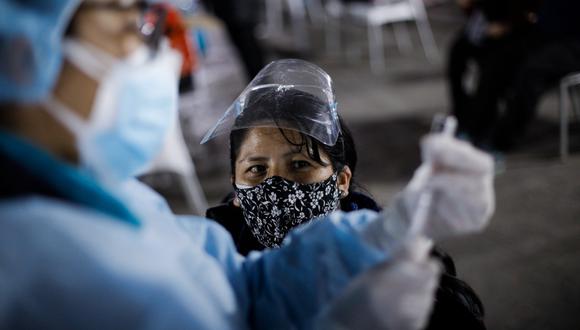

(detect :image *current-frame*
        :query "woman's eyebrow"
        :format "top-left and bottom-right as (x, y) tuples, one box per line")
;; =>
(240, 156), (269, 163)
(284, 147), (314, 158)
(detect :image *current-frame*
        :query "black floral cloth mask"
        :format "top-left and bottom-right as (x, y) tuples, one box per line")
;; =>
(234, 173), (342, 248)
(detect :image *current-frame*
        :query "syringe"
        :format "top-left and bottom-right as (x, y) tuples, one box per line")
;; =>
(407, 114), (457, 238)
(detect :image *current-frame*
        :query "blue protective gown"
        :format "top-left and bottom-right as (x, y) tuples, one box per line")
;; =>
(0, 130), (390, 329)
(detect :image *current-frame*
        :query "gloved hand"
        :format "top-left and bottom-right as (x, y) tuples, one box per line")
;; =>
(401, 133), (495, 240)
(314, 237), (440, 330)
(361, 132), (494, 253)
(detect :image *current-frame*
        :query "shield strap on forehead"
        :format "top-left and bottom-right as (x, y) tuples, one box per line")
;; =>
(235, 87), (339, 146)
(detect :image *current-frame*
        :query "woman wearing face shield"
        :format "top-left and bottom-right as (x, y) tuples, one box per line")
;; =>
(203, 59), (487, 329)
(205, 88), (371, 253)
(0, 1), (494, 329)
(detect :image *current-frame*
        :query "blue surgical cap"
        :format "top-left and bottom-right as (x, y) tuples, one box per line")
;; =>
(0, 0), (81, 104)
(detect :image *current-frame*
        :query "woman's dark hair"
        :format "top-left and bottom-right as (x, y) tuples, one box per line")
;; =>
(427, 273), (486, 329)
(229, 88), (358, 192)
(426, 248), (486, 329)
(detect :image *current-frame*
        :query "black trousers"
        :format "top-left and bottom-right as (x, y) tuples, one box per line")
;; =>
(446, 32), (520, 136)
(462, 32), (537, 146)
(447, 33), (480, 133)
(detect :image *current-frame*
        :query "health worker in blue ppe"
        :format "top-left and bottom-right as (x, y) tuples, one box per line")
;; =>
(0, 1), (495, 330)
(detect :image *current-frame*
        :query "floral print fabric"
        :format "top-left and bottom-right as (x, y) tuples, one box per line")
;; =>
(234, 173), (341, 248)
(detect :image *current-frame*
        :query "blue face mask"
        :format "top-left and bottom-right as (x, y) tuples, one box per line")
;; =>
(44, 39), (182, 184)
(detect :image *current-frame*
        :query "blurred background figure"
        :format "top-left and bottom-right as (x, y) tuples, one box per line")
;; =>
(451, 0), (580, 153)
(446, 0), (540, 140)
(491, 0), (580, 151)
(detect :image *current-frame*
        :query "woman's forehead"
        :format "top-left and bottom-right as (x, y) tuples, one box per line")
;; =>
(247, 127), (301, 141)
(239, 127), (302, 153)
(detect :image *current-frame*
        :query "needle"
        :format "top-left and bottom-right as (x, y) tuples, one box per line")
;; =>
(407, 114), (457, 238)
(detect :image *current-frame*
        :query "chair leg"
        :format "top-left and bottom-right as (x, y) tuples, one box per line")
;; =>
(411, 0), (438, 62)
(325, 16), (341, 57)
(288, 0), (309, 51)
(368, 23), (385, 74)
(265, 0), (284, 37)
(560, 83), (570, 162)
(393, 22), (413, 54)
(570, 88), (580, 122)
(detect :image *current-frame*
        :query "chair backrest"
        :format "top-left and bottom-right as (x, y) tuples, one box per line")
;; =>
(558, 71), (580, 161)
(263, 0), (310, 51)
(345, 0), (428, 25)
(561, 72), (580, 89)
(562, 71), (580, 117)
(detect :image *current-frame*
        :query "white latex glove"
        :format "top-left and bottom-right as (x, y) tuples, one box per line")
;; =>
(402, 133), (495, 240)
(361, 132), (494, 253)
(314, 237), (440, 330)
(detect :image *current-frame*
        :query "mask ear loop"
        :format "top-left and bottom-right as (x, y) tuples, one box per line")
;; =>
(336, 134), (350, 203)
(42, 96), (87, 138)
(62, 39), (118, 81)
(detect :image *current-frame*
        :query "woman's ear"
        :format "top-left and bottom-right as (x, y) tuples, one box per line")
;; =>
(337, 165), (352, 198)
(231, 175), (241, 207)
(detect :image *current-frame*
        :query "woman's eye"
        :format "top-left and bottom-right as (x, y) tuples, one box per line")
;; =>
(292, 160), (311, 170)
(247, 165), (266, 175)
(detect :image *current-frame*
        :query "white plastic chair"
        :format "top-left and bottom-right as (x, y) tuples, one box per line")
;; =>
(559, 71), (580, 161)
(325, 0), (438, 73)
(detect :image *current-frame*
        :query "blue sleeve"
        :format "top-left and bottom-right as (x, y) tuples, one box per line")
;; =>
(182, 209), (391, 330)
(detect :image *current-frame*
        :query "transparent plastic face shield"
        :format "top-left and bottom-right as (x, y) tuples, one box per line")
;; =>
(200, 59), (341, 146)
